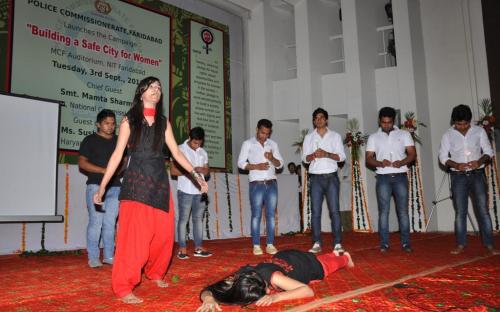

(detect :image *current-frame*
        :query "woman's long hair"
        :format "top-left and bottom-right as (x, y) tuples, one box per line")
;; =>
(205, 266), (267, 306)
(127, 76), (164, 151)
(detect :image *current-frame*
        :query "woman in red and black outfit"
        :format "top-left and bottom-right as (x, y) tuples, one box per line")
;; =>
(197, 249), (354, 311)
(95, 77), (208, 304)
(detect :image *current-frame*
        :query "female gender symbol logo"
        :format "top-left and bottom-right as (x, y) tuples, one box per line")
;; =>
(200, 28), (213, 54)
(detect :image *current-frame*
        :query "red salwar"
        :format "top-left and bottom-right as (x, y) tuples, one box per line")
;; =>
(317, 253), (349, 277)
(112, 199), (175, 298)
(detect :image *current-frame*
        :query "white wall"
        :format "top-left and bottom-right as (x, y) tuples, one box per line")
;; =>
(263, 1), (296, 82)
(273, 78), (299, 121)
(271, 78), (301, 165)
(375, 67), (399, 111)
(308, 0), (341, 76)
(272, 120), (302, 166)
(322, 73), (347, 115)
(401, 0), (435, 230)
(247, 3), (271, 134)
(466, 0), (490, 105)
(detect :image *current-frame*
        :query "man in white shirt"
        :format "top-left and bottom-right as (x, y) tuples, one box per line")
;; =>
(302, 108), (346, 254)
(439, 104), (497, 255)
(171, 127), (211, 259)
(366, 107), (416, 253)
(238, 119), (284, 255)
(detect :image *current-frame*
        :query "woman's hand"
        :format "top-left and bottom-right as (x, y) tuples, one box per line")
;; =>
(255, 294), (277, 306)
(93, 187), (105, 205)
(196, 298), (221, 312)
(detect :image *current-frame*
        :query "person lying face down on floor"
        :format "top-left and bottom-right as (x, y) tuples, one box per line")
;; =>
(196, 249), (354, 311)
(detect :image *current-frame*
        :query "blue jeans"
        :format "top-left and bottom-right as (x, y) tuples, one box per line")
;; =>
(376, 174), (410, 248)
(249, 180), (278, 245)
(85, 184), (120, 261)
(450, 170), (494, 247)
(310, 173), (342, 245)
(177, 191), (204, 248)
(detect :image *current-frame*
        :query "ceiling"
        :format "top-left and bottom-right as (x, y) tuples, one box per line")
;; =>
(199, 0), (341, 17)
(198, 0), (260, 17)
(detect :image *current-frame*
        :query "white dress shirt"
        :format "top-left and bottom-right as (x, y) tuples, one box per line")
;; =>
(237, 137), (284, 182)
(366, 126), (414, 174)
(439, 125), (493, 170)
(177, 140), (208, 194)
(302, 128), (346, 174)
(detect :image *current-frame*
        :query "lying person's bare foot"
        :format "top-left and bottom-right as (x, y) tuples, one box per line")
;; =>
(153, 279), (169, 288)
(120, 293), (143, 304)
(334, 250), (355, 268)
(344, 251), (355, 268)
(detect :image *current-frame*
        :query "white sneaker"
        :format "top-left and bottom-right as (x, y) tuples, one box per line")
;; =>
(309, 242), (322, 253)
(334, 243), (345, 253)
(266, 244), (278, 255)
(253, 245), (263, 255)
(88, 259), (103, 268)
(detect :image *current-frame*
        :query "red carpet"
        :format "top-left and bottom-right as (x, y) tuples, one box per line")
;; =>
(318, 256), (499, 311)
(0, 232), (498, 311)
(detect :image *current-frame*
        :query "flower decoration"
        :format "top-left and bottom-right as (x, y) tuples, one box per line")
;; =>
(292, 129), (310, 154)
(477, 98), (495, 140)
(344, 119), (368, 161)
(344, 118), (372, 232)
(400, 112), (426, 145)
(224, 173), (233, 232)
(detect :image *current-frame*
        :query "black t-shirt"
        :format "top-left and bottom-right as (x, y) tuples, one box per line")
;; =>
(79, 133), (121, 186)
(254, 249), (324, 285)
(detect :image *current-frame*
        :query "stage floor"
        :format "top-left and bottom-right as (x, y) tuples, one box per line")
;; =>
(0, 232), (498, 311)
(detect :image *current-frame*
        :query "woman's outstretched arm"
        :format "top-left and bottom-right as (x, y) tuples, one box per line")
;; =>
(255, 273), (314, 306)
(196, 290), (221, 312)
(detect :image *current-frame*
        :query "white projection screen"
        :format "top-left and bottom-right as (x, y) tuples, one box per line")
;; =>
(0, 93), (62, 222)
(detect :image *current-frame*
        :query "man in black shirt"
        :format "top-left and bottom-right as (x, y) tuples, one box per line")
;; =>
(79, 109), (121, 268)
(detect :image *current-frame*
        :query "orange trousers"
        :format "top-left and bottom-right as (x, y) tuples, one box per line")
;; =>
(112, 199), (174, 298)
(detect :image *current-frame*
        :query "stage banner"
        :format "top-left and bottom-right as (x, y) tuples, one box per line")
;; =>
(10, 0), (170, 150)
(189, 21), (226, 169)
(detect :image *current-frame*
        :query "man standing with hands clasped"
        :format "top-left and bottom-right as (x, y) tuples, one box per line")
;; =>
(302, 108), (346, 254)
(366, 107), (415, 253)
(439, 104), (498, 255)
(238, 119), (284, 255)
(170, 127), (212, 259)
